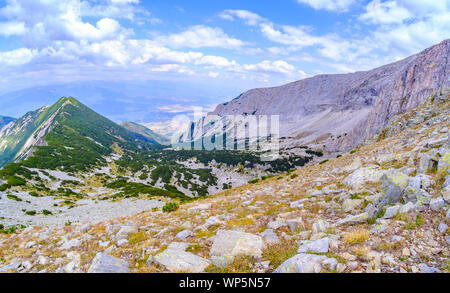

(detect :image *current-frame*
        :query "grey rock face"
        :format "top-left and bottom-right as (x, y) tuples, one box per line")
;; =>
(182, 40), (450, 153)
(88, 253), (131, 273)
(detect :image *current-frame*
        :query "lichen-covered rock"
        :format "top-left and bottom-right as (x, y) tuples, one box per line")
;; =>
(342, 199), (364, 213)
(344, 167), (385, 190)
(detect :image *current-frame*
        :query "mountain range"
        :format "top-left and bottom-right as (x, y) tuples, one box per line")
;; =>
(179, 39), (450, 155)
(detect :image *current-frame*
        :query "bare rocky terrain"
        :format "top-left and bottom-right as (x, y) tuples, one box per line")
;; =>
(0, 88), (448, 273)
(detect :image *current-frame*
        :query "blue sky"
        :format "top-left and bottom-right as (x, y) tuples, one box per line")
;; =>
(0, 0), (449, 131)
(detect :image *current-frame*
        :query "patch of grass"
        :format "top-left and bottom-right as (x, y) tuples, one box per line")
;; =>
(226, 217), (254, 227)
(206, 255), (256, 273)
(248, 179), (259, 184)
(25, 210), (36, 216)
(404, 214), (425, 230)
(128, 231), (148, 244)
(290, 174), (298, 179)
(343, 229), (370, 245)
(262, 240), (298, 270)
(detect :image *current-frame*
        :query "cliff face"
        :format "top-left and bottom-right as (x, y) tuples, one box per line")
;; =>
(210, 39), (450, 153)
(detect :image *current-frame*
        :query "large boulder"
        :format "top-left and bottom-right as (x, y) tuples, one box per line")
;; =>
(88, 253), (131, 273)
(150, 249), (210, 273)
(344, 167), (385, 190)
(210, 230), (263, 258)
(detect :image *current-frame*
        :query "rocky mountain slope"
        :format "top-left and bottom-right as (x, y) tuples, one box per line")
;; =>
(179, 39), (450, 156)
(0, 88), (448, 273)
(121, 121), (170, 146)
(0, 116), (15, 130)
(0, 97), (157, 169)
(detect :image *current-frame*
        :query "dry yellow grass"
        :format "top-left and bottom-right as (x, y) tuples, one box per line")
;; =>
(343, 229), (370, 245)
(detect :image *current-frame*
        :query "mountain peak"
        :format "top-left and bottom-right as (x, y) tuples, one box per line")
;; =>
(0, 96), (158, 169)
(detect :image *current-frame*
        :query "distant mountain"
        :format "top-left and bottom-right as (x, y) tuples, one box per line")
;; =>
(0, 116), (15, 129)
(179, 39), (450, 154)
(121, 121), (171, 145)
(0, 97), (158, 169)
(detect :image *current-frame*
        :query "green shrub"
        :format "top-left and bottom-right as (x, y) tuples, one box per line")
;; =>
(29, 191), (39, 197)
(6, 176), (26, 186)
(7, 194), (22, 201)
(0, 184), (10, 191)
(162, 202), (179, 213)
(248, 179), (259, 184)
(42, 210), (52, 216)
(290, 173), (298, 179)
(319, 159), (329, 165)
(25, 210), (36, 216)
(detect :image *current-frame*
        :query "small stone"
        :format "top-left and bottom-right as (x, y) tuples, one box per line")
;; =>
(312, 219), (329, 234)
(115, 225), (138, 240)
(297, 237), (329, 254)
(290, 200), (305, 208)
(38, 256), (48, 265)
(267, 219), (287, 230)
(399, 202), (415, 214)
(176, 230), (194, 240)
(60, 239), (81, 250)
(430, 197), (444, 211)
(188, 203), (211, 212)
(341, 252), (357, 261)
(402, 248), (411, 256)
(274, 253), (330, 273)
(418, 263), (440, 273)
(437, 222), (448, 233)
(25, 241), (36, 248)
(383, 205), (400, 219)
(117, 239), (128, 247)
(261, 229), (280, 246)
(286, 218), (305, 232)
(167, 242), (190, 251)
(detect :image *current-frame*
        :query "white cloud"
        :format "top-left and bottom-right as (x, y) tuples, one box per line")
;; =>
(0, 48), (37, 65)
(359, 0), (413, 24)
(155, 25), (244, 49)
(297, 0), (356, 12)
(219, 10), (266, 26)
(243, 60), (295, 75)
(0, 21), (26, 36)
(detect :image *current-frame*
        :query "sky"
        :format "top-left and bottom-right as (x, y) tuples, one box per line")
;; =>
(0, 0), (449, 131)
